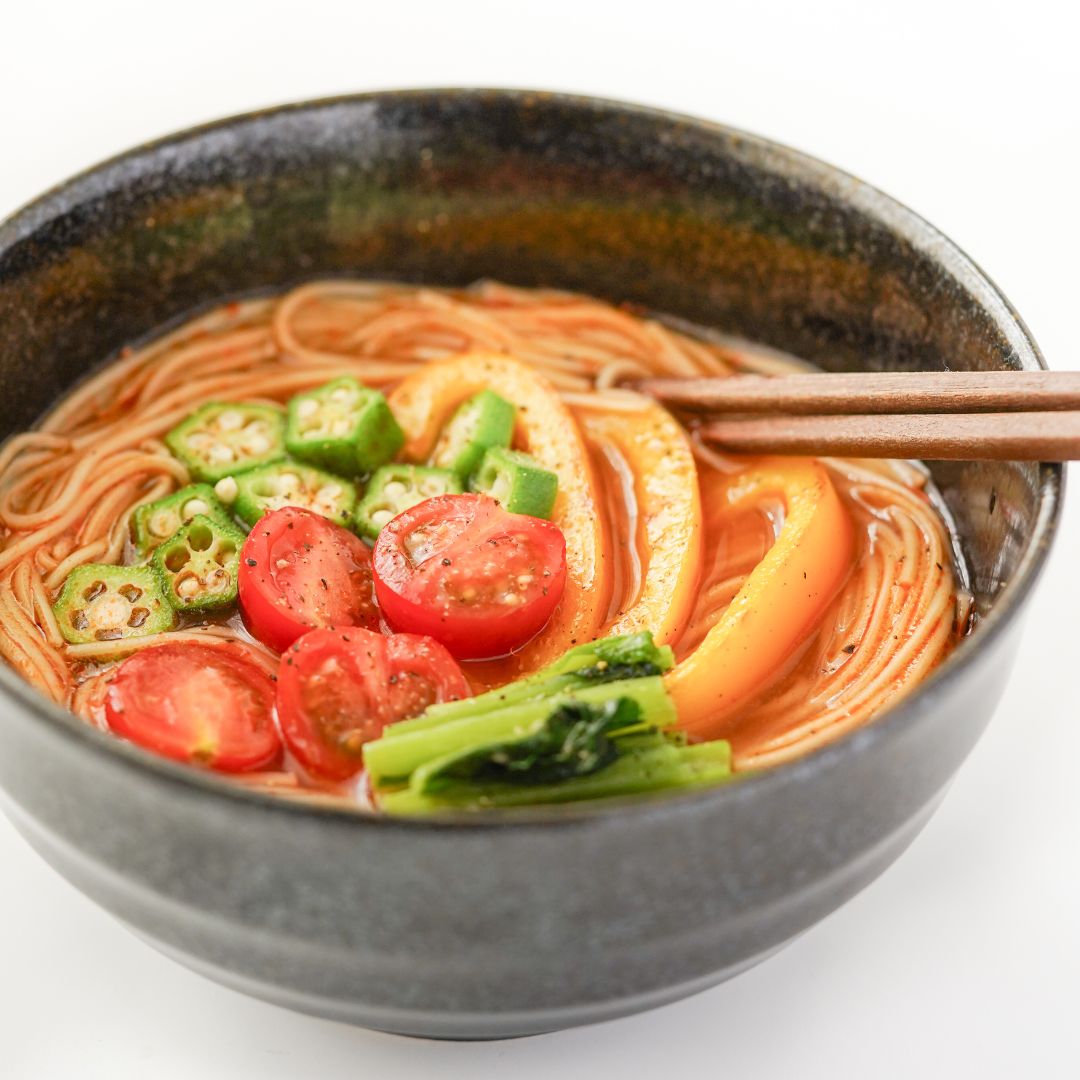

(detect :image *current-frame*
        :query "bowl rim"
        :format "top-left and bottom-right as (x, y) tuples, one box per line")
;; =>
(0, 86), (1063, 832)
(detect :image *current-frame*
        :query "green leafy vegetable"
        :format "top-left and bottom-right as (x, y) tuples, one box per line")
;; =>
(363, 675), (674, 788)
(382, 631), (674, 738)
(379, 739), (733, 814)
(422, 697), (643, 791)
(363, 631), (732, 814)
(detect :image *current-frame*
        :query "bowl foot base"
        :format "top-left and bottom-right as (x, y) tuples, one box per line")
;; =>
(141, 932), (791, 1041)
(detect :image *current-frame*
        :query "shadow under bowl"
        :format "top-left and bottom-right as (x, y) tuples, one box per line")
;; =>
(0, 89), (1061, 1039)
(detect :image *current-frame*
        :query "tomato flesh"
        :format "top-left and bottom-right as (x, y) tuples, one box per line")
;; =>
(372, 494), (567, 660)
(238, 506), (379, 652)
(277, 627), (470, 782)
(104, 643), (281, 772)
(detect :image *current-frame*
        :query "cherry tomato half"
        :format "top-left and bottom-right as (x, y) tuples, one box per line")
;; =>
(104, 643), (281, 772)
(238, 506), (380, 652)
(371, 494), (567, 660)
(276, 627), (470, 782)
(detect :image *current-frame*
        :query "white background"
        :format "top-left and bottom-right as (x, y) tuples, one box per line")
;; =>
(1, 2), (1078, 1076)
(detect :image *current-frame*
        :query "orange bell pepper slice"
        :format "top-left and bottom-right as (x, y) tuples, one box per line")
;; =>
(388, 353), (610, 670)
(667, 458), (853, 739)
(582, 401), (703, 645)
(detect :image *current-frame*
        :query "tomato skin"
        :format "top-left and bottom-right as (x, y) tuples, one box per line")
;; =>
(276, 627), (470, 782)
(372, 494), (567, 660)
(104, 643), (281, 773)
(238, 506), (380, 653)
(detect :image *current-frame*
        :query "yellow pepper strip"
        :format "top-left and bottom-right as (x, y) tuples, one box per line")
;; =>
(666, 458), (854, 739)
(581, 401), (703, 645)
(388, 352), (610, 670)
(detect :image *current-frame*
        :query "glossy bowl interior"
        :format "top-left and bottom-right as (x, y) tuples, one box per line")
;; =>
(0, 90), (1061, 1039)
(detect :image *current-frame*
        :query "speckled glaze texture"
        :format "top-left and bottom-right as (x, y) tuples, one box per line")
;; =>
(0, 91), (1061, 1039)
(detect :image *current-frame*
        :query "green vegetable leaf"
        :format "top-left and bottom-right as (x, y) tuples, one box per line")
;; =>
(380, 738), (734, 814)
(382, 631), (674, 740)
(422, 697), (643, 792)
(543, 631), (675, 679)
(573, 660), (664, 683)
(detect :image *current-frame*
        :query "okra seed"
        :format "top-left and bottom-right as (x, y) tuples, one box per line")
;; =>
(149, 510), (176, 537)
(217, 410), (244, 431)
(214, 477), (239, 502)
(208, 444), (235, 465)
(182, 498), (209, 518)
(297, 399), (319, 419)
(384, 481), (407, 499)
(82, 580), (107, 602)
(176, 575), (201, 599)
(127, 607), (151, 628)
(244, 434), (272, 455)
(372, 509), (392, 527)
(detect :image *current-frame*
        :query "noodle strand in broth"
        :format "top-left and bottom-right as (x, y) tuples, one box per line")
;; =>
(0, 280), (966, 790)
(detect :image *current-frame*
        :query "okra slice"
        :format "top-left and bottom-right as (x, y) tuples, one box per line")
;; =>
(354, 464), (463, 540)
(286, 377), (404, 476)
(165, 402), (285, 483)
(152, 514), (247, 613)
(472, 447), (559, 519)
(130, 483), (235, 555)
(232, 461), (357, 527)
(429, 390), (515, 478)
(53, 564), (175, 645)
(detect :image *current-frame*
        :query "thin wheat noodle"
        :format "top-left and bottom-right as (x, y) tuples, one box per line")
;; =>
(560, 389), (653, 411)
(0, 434), (72, 480)
(594, 360), (652, 389)
(0, 279), (964, 794)
(136, 331), (277, 405)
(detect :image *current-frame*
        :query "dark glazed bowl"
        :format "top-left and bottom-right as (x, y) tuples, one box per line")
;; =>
(0, 90), (1061, 1039)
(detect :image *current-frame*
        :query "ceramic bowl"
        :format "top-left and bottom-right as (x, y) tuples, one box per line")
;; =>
(0, 90), (1060, 1039)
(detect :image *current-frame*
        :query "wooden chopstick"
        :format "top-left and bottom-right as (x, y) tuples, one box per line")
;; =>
(637, 371), (1080, 415)
(633, 370), (1080, 459)
(698, 411), (1080, 460)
